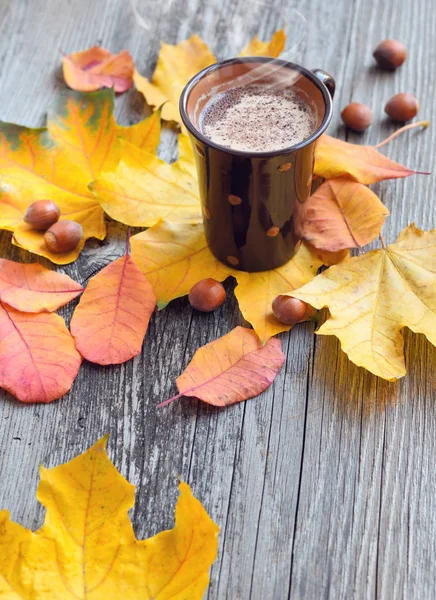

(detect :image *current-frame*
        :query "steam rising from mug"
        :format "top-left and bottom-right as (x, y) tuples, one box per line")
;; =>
(129, 0), (308, 86)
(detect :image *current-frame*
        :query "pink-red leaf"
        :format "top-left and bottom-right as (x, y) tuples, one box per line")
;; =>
(0, 259), (83, 312)
(0, 302), (82, 403)
(62, 47), (134, 93)
(159, 326), (285, 408)
(70, 252), (156, 365)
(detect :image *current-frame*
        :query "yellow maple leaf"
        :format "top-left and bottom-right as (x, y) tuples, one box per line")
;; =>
(134, 30), (286, 123)
(131, 220), (322, 342)
(134, 35), (216, 123)
(0, 437), (219, 599)
(116, 108), (161, 154)
(238, 29), (286, 57)
(90, 137), (201, 227)
(0, 90), (164, 264)
(292, 224), (436, 380)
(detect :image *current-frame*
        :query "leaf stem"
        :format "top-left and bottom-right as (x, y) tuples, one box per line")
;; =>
(379, 233), (386, 249)
(374, 121), (429, 149)
(125, 227), (131, 255)
(157, 392), (183, 408)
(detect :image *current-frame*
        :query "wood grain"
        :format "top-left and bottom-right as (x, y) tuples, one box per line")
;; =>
(0, 0), (435, 598)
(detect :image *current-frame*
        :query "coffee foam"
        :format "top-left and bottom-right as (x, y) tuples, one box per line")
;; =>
(199, 83), (316, 152)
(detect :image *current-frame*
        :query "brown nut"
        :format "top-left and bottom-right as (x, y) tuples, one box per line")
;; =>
(44, 220), (83, 253)
(341, 103), (373, 132)
(272, 295), (312, 325)
(188, 278), (226, 312)
(385, 93), (419, 122)
(23, 200), (60, 230)
(373, 39), (407, 70)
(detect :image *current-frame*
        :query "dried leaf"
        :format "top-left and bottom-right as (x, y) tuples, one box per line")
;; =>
(0, 437), (219, 598)
(295, 178), (390, 252)
(62, 46), (134, 93)
(0, 258), (83, 312)
(160, 327), (285, 407)
(314, 134), (427, 184)
(134, 35), (216, 123)
(135, 30), (287, 123)
(91, 139), (201, 226)
(70, 245), (156, 365)
(292, 224), (436, 380)
(0, 302), (82, 402)
(238, 29), (286, 57)
(131, 221), (323, 342)
(116, 108), (161, 153)
(0, 89), (120, 264)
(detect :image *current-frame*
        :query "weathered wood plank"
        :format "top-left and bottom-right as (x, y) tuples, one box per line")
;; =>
(0, 0), (435, 598)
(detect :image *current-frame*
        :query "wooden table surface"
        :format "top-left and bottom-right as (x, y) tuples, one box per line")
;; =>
(1, 0), (435, 598)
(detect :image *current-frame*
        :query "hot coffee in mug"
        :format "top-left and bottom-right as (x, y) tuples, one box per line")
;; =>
(180, 58), (335, 272)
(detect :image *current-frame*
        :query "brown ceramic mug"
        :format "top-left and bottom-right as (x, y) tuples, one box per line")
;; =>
(180, 57), (335, 272)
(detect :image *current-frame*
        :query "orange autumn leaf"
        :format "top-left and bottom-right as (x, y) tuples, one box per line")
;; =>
(0, 437), (219, 599)
(159, 326), (285, 407)
(0, 258), (83, 312)
(295, 178), (390, 251)
(314, 133), (428, 184)
(62, 46), (134, 93)
(134, 30), (287, 123)
(70, 244), (156, 365)
(0, 302), (82, 403)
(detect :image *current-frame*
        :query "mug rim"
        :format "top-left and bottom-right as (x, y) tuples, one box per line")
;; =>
(179, 56), (334, 158)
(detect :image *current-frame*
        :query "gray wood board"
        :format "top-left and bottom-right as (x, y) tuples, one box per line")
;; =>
(0, 0), (435, 598)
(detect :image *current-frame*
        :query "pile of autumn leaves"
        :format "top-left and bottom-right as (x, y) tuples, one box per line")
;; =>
(0, 32), (435, 406)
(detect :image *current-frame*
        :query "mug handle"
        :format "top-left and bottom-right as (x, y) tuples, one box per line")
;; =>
(312, 69), (336, 98)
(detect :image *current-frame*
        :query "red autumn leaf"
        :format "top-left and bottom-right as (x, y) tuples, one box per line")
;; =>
(0, 259), (83, 312)
(62, 46), (134, 93)
(0, 302), (82, 403)
(295, 178), (390, 251)
(159, 326), (285, 408)
(314, 132), (429, 184)
(70, 245), (156, 365)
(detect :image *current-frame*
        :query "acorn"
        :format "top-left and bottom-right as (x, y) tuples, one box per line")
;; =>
(341, 103), (373, 132)
(373, 39), (407, 70)
(272, 295), (315, 325)
(44, 220), (83, 253)
(385, 93), (419, 122)
(188, 278), (226, 312)
(24, 200), (60, 230)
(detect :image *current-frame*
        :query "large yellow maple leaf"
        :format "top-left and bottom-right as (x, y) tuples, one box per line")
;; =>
(131, 220), (322, 342)
(292, 224), (436, 380)
(0, 90), (160, 264)
(90, 136), (201, 227)
(0, 437), (219, 599)
(134, 30), (286, 123)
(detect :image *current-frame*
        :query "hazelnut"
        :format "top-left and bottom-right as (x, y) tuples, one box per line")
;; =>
(341, 103), (373, 132)
(24, 200), (60, 230)
(373, 39), (407, 70)
(188, 278), (226, 312)
(44, 220), (83, 253)
(272, 295), (314, 325)
(385, 93), (419, 121)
